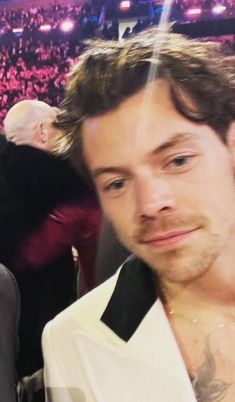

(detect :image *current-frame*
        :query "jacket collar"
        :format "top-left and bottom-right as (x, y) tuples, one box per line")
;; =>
(101, 255), (160, 341)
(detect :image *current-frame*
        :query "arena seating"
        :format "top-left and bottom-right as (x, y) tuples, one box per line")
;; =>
(0, 0), (234, 129)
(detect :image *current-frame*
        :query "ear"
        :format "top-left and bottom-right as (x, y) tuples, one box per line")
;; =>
(226, 121), (235, 166)
(39, 122), (49, 145)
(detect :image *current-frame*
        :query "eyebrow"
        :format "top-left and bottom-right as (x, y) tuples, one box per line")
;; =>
(92, 132), (196, 179)
(151, 132), (196, 155)
(93, 166), (130, 179)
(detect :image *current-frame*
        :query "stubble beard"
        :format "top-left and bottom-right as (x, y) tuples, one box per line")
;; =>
(116, 214), (223, 284)
(133, 240), (221, 283)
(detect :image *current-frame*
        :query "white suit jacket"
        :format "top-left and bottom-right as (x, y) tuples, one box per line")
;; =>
(42, 256), (197, 402)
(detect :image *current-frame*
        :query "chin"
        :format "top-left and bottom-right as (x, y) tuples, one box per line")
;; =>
(135, 248), (212, 284)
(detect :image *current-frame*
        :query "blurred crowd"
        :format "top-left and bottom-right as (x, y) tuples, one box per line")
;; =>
(169, 0), (235, 20)
(0, 2), (97, 32)
(104, 0), (235, 21)
(0, 0), (233, 35)
(0, 0), (234, 129)
(0, 38), (82, 129)
(0, 31), (234, 129)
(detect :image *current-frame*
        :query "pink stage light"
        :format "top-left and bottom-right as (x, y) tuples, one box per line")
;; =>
(60, 20), (74, 32)
(212, 4), (226, 14)
(39, 24), (52, 32)
(119, 0), (131, 11)
(186, 7), (202, 16)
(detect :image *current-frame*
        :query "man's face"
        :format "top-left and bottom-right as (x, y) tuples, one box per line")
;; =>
(82, 80), (235, 283)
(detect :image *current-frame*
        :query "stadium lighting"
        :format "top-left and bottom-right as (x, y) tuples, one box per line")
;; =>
(186, 7), (202, 16)
(119, 0), (131, 11)
(212, 4), (226, 14)
(60, 20), (74, 33)
(39, 24), (52, 32)
(13, 27), (23, 33)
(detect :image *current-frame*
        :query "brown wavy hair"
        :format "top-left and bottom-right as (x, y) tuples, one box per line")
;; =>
(55, 28), (235, 156)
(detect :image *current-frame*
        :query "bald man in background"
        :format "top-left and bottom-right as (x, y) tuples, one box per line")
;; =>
(0, 100), (101, 378)
(4, 100), (59, 150)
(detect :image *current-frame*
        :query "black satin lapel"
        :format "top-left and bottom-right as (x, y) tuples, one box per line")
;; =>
(101, 255), (157, 341)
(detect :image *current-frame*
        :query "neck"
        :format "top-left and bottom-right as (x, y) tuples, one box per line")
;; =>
(161, 242), (235, 313)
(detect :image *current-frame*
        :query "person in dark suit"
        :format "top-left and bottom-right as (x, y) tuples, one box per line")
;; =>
(1, 100), (101, 377)
(0, 264), (20, 402)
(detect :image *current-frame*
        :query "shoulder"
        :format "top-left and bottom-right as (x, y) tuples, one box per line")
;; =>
(42, 269), (121, 392)
(44, 270), (120, 337)
(0, 263), (20, 342)
(0, 264), (20, 309)
(0, 264), (20, 402)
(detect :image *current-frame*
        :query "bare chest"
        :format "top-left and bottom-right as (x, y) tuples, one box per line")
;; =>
(169, 319), (235, 402)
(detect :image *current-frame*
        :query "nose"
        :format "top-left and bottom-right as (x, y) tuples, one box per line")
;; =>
(135, 175), (177, 220)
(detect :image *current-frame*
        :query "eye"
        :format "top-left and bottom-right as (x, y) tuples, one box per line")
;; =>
(165, 154), (196, 170)
(171, 155), (192, 167)
(163, 153), (198, 173)
(103, 178), (126, 193)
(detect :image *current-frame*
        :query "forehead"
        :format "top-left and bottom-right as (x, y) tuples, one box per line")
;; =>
(82, 81), (171, 143)
(81, 80), (212, 171)
(83, 80), (174, 130)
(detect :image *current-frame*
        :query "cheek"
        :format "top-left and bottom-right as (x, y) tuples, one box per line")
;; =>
(191, 157), (235, 208)
(198, 176), (235, 235)
(101, 198), (134, 236)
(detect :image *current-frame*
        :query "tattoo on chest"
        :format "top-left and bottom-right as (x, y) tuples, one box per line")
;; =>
(188, 341), (231, 402)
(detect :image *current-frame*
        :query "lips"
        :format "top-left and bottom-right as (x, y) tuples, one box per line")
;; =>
(142, 228), (199, 248)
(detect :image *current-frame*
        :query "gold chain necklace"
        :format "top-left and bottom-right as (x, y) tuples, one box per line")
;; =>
(162, 287), (235, 330)
(164, 304), (235, 329)
(165, 306), (230, 329)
